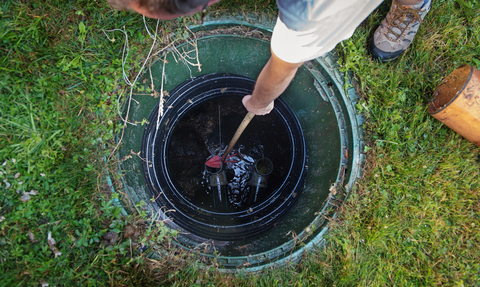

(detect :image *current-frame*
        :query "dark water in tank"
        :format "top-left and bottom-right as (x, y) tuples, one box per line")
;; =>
(167, 96), (292, 212)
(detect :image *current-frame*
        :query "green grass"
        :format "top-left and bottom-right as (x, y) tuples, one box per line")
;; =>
(1, 0), (479, 286)
(321, 1), (480, 285)
(0, 0), (157, 285)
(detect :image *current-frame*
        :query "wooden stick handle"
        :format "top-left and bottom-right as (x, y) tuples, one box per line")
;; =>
(222, 111), (255, 161)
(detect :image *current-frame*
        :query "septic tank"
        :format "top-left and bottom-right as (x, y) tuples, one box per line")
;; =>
(115, 16), (365, 271)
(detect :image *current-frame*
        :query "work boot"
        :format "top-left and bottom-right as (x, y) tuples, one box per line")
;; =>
(368, 0), (432, 62)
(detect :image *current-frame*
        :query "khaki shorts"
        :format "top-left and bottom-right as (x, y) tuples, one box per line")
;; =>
(271, 0), (384, 63)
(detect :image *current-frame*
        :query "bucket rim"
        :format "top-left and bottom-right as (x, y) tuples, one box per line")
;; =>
(429, 64), (474, 115)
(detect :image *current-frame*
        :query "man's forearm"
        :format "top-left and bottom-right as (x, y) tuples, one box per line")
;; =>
(243, 50), (303, 115)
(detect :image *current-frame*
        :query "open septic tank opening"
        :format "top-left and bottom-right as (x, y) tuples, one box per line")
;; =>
(142, 73), (307, 245)
(117, 19), (365, 270)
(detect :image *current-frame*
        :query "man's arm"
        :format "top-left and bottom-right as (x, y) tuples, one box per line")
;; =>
(242, 50), (303, 115)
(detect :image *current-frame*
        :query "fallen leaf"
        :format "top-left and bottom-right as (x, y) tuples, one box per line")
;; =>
(28, 229), (39, 243)
(123, 223), (144, 240)
(47, 231), (62, 258)
(101, 232), (119, 247)
(28, 230), (35, 241)
(20, 193), (31, 202)
(3, 180), (10, 189)
(40, 173), (46, 177)
(39, 279), (49, 287)
(14, 172), (20, 179)
(20, 190), (38, 202)
(12, 158), (16, 163)
(123, 225), (135, 238)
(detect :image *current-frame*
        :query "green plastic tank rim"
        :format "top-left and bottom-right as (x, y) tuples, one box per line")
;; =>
(105, 16), (366, 272)
(197, 12), (276, 33)
(189, 20), (274, 35)
(122, 46), (348, 269)
(106, 56), (361, 270)
(104, 150), (128, 217)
